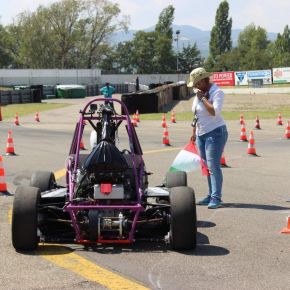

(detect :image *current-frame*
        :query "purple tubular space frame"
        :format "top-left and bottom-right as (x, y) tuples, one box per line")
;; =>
(64, 98), (145, 242)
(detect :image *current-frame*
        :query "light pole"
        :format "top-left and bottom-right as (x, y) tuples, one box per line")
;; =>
(175, 30), (180, 82)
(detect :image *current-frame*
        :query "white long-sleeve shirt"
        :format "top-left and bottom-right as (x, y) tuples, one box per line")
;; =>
(192, 83), (226, 136)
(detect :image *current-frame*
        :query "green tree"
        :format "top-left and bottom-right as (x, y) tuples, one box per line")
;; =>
(178, 43), (203, 73)
(131, 31), (157, 73)
(271, 25), (290, 67)
(154, 5), (175, 73)
(3, 0), (129, 69)
(81, 0), (129, 68)
(236, 23), (271, 70)
(0, 24), (14, 67)
(208, 0), (232, 70)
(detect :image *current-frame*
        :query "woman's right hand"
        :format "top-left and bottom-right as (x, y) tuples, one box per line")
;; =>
(190, 131), (196, 142)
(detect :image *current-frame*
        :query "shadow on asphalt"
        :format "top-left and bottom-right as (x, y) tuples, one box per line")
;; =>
(223, 203), (290, 211)
(20, 244), (74, 256)
(197, 220), (216, 228)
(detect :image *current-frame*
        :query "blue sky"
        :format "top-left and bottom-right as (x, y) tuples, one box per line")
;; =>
(0, 0), (289, 33)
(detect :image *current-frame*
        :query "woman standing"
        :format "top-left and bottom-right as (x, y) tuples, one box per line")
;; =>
(187, 68), (228, 209)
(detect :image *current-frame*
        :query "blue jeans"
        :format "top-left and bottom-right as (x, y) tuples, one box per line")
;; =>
(196, 125), (228, 200)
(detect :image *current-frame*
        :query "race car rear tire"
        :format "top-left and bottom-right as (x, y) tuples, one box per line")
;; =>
(30, 171), (56, 192)
(12, 186), (40, 251)
(165, 171), (187, 188)
(169, 186), (196, 250)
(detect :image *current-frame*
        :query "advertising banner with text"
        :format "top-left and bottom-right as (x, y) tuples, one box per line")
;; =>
(273, 67), (290, 83)
(211, 71), (235, 86)
(235, 70), (272, 85)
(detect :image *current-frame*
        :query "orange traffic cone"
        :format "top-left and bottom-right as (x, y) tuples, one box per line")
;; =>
(162, 126), (170, 146)
(220, 152), (229, 168)
(14, 113), (20, 126)
(161, 114), (167, 128)
(240, 113), (245, 125)
(135, 110), (140, 122)
(170, 111), (176, 123)
(277, 112), (283, 125)
(0, 155), (8, 193)
(131, 114), (138, 127)
(6, 131), (16, 156)
(35, 112), (40, 122)
(255, 115), (261, 129)
(0, 105), (2, 121)
(284, 121), (290, 139)
(247, 131), (257, 156)
(280, 216), (290, 234)
(80, 138), (86, 150)
(240, 123), (248, 142)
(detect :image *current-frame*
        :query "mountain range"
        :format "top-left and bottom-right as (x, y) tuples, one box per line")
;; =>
(110, 24), (278, 57)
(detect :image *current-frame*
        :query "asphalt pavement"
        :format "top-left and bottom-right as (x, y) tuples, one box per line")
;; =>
(0, 96), (290, 290)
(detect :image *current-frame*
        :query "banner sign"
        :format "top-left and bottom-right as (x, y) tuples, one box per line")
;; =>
(234, 70), (272, 85)
(273, 67), (290, 83)
(211, 71), (235, 86)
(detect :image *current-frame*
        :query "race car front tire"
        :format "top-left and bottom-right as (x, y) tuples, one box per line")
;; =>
(12, 186), (40, 251)
(30, 171), (56, 192)
(165, 171), (187, 188)
(169, 186), (196, 250)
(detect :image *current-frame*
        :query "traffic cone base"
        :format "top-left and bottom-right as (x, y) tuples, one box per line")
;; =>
(277, 113), (283, 125)
(80, 138), (86, 150)
(220, 153), (230, 168)
(280, 217), (290, 234)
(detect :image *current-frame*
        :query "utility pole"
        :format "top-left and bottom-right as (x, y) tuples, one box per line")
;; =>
(175, 30), (180, 82)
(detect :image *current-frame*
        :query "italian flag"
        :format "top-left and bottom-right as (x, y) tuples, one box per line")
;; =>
(169, 142), (209, 176)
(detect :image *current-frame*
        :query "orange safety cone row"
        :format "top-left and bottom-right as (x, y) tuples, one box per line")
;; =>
(247, 131), (258, 156)
(14, 113), (20, 126)
(35, 112), (40, 122)
(6, 130), (16, 156)
(135, 110), (140, 122)
(161, 114), (167, 128)
(255, 115), (261, 129)
(277, 112), (283, 125)
(80, 138), (86, 150)
(0, 155), (8, 193)
(162, 125), (171, 146)
(0, 105), (2, 121)
(239, 113), (245, 125)
(220, 152), (229, 168)
(170, 111), (176, 123)
(280, 216), (290, 234)
(240, 123), (248, 142)
(284, 120), (290, 139)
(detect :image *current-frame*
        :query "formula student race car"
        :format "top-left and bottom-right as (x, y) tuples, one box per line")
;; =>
(12, 98), (197, 251)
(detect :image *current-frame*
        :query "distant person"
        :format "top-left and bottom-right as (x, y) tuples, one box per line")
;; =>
(136, 76), (140, 91)
(187, 67), (228, 209)
(100, 82), (115, 107)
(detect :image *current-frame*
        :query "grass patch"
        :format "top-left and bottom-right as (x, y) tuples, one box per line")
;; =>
(0, 103), (70, 119)
(137, 106), (290, 121)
